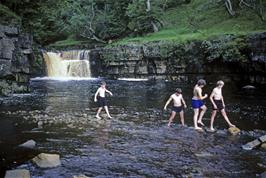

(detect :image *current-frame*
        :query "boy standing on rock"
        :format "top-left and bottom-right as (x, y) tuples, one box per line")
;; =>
(192, 79), (208, 131)
(209, 80), (235, 131)
(94, 81), (113, 119)
(164, 88), (187, 127)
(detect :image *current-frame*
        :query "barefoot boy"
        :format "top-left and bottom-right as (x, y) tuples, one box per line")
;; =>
(192, 79), (208, 130)
(209, 80), (235, 131)
(164, 88), (187, 127)
(94, 81), (113, 119)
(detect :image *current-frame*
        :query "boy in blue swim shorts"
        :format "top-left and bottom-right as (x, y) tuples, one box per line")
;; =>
(192, 79), (208, 130)
(164, 88), (187, 127)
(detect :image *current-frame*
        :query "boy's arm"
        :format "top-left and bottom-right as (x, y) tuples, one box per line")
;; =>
(164, 97), (172, 110)
(221, 95), (225, 107)
(197, 88), (207, 100)
(209, 89), (217, 108)
(94, 88), (100, 101)
(106, 89), (113, 96)
(181, 96), (187, 108)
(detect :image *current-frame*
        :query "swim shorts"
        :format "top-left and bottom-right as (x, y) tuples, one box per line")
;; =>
(172, 106), (183, 113)
(213, 99), (224, 111)
(192, 99), (204, 109)
(98, 96), (107, 107)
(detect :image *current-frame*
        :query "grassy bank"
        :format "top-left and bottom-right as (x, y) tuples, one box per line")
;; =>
(114, 0), (266, 45)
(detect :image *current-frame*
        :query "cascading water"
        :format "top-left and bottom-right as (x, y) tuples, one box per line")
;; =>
(43, 50), (92, 78)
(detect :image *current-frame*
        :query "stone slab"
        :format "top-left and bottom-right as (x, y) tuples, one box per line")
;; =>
(32, 153), (61, 168)
(5, 169), (30, 178)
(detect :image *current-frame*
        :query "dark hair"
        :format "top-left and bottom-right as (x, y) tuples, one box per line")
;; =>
(175, 88), (182, 93)
(101, 81), (106, 85)
(197, 79), (206, 86)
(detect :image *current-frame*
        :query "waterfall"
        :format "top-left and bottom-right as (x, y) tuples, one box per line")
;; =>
(43, 50), (92, 78)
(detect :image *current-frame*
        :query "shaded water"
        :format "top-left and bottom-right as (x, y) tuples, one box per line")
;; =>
(0, 79), (266, 177)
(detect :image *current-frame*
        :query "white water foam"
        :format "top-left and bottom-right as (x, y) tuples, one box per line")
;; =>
(117, 78), (148, 81)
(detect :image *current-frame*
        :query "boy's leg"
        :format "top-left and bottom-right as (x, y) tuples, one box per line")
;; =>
(221, 109), (235, 127)
(193, 109), (202, 130)
(198, 105), (207, 126)
(168, 111), (176, 127)
(210, 110), (217, 131)
(104, 106), (112, 118)
(96, 107), (103, 119)
(179, 110), (185, 126)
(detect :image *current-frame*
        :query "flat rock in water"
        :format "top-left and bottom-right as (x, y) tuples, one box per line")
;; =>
(242, 135), (266, 150)
(228, 127), (241, 136)
(32, 153), (61, 168)
(19, 140), (36, 148)
(242, 139), (261, 150)
(5, 169), (30, 178)
(259, 135), (266, 142)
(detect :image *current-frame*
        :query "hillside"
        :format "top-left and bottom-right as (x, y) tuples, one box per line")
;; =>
(115, 0), (266, 45)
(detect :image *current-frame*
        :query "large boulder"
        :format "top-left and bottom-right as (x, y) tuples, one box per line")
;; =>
(32, 153), (61, 168)
(4, 169), (30, 178)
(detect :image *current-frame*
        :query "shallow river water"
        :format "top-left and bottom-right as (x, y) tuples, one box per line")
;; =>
(0, 79), (266, 177)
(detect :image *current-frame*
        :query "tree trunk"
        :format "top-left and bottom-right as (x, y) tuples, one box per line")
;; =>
(225, 0), (235, 16)
(146, 0), (159, 32)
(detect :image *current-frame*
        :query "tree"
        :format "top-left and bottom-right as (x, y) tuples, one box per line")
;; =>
(224, 0), (265, 21)
(126, 0), (163, 35)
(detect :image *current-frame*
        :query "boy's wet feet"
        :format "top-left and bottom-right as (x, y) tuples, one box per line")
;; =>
(107, 116), (112, 119)
(195, 127), (204, 131)
(209, 128), (216, 132)
(96, 115), (101, 120)
(197, 121), (205, 126)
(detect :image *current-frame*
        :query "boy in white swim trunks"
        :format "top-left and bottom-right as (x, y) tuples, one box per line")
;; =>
(209, 80), (235, 131)
(94, 81), (113, 119)
(164, 88), (187, 127)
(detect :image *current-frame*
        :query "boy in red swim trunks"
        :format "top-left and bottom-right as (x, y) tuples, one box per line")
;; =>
(209, 80), (235, 131)
(164, 88), (187, 127)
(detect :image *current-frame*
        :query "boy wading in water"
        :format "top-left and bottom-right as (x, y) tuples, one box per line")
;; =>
(164, 88), (187, 127)
(209, 80), (235, 131)
(94, 81), (113, 119)
(192, 79), (208, 130)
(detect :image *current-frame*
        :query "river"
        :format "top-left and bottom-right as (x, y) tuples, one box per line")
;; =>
(0, 79), (266, 177)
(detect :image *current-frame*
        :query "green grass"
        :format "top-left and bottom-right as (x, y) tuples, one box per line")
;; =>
(113, 0), (266, 45)
(48, 38), (91, 47)
(0, 4), (21, 25)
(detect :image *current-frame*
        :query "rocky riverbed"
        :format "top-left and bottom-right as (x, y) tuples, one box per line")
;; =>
(0, 79), (266, 177)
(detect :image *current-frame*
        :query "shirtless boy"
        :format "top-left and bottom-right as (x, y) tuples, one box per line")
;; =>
(94, 81), (113, 119)
(164, 88), (187, 127)
(192, 79), (208, 130)
(209, 80), (235, 131)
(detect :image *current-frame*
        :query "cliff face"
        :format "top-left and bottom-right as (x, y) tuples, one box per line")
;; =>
(96, 32), (266, 84)
(0, 25), (34, 96)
